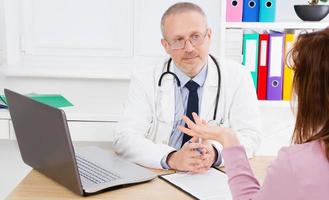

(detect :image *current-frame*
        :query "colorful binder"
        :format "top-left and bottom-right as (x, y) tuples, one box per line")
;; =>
(267, 31), (284, 100)
(242, 31), (259, 89)
(259, 0), (276, 22)
(226, 0), (243, 22)
(242, 0), (260, 22)
(283, 33), (295, 100)
(257, 33), (269, 100)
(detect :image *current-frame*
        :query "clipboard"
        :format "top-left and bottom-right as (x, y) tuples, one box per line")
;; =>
(159, 168), (232, 200)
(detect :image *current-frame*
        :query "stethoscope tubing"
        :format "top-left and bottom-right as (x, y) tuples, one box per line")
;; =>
(157, 54), (221, 121)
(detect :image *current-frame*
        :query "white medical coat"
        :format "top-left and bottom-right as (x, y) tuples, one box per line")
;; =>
(113, 56), (262, 169)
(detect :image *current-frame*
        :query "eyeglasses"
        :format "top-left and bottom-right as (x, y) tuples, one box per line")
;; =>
(166, 29), (208, 50)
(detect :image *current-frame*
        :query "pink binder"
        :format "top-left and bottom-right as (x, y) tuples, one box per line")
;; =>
(226, 0), (243, 22)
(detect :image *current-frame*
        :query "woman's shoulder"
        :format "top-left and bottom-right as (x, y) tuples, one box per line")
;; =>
(277, 140), (328, 170)
(279, 140), (321, 155)
(277, 141), (329, 198)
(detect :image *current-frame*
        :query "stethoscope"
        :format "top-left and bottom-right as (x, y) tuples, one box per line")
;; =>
(157, 54), (222, 124)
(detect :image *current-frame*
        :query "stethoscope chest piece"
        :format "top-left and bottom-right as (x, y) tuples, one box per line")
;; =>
(207, 118), (224, 127)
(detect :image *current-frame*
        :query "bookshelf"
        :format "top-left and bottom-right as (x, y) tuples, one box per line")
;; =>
(218, 1), (329, 107)
(224, 22), (329, 29)
(258, 100), (292, 108)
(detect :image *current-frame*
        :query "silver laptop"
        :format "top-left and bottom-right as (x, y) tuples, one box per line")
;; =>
(4, 89), (157, 196)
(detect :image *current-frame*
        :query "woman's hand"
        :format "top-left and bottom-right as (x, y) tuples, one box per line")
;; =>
(178, 112), (240, 148)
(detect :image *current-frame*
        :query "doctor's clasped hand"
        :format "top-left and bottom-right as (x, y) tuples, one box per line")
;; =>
(167, 137), (217, 173)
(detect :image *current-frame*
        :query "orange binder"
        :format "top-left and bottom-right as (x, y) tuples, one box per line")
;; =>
(283, 33), (295, 100)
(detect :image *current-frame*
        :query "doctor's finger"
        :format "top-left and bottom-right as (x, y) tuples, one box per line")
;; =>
(202, 152), (212, 161)
(189, 136), (199, 143)
(183, 159), (201, 171)
(194, 164), (212, 173)
(181, 116), (203, 133)
(190, 148), (207, 157)
(186, 142), (206, 150)
(198, 147), (208, 156)
(188, 157), (204, 166)
(178, 125), (199, 137)
(179, 125), (211, 141)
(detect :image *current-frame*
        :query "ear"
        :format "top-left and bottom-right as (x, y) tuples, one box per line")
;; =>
(207, 28), (212, 41)
(161, 38), (171, 54)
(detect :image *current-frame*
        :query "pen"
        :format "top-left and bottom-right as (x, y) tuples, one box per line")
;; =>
(188, 139), (203, 155)
(197, 138), (203, 155)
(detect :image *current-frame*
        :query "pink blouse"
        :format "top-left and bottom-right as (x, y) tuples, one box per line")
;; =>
(222, 140), (329, 200)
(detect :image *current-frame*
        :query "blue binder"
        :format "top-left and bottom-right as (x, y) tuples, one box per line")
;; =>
(259, 0), (276, 22)
(242, 0), (260, 22)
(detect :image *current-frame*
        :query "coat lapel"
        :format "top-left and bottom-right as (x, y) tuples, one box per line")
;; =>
(157, 71), (175, 126)
(200, 56), (220, 121)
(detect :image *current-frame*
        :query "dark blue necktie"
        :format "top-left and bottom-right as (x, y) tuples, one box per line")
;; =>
(181, 80), (199, 146)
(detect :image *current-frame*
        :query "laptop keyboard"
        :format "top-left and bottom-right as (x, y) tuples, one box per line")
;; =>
(76, 155), (122, 184)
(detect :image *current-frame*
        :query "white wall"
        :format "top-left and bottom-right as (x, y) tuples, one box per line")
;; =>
(0, 0), (5, 67)
(0, 0), (220, 114)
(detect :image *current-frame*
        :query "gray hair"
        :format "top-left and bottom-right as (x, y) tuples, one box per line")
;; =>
(160, 2), (207, 37)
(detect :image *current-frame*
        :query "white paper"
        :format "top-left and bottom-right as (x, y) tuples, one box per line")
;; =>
(245, 40), (257, 72)
(260, 40), (268, 66)
(269, 36), (284, 77)
(161, 168), (232, 200)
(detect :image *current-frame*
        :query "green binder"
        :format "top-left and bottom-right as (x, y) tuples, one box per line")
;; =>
(0, 94), (74, 108)
(242, 31), (259, 89)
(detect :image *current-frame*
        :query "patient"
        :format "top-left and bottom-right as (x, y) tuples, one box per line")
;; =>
(179, 28), (329, 200)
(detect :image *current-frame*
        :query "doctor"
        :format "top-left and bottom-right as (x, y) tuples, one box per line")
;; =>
(113, 2), (262, 172)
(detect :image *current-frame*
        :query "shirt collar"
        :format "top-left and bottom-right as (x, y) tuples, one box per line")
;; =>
(173, 62), (208, 88)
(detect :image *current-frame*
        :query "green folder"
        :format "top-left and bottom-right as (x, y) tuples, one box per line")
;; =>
(0, 94), (74, 108)
(242, 31), (259, 89)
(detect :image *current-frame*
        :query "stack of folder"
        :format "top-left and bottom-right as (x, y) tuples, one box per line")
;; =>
(242, 30), (299, 100)
(226, 0), (276, 22)
(0, 93), (73, 108)
(0, 95), (8, 108)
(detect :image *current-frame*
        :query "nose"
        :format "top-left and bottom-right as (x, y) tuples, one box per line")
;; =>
(184, 40), (194, 52)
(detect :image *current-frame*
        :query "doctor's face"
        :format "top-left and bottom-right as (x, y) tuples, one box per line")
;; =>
(161, 11), (212, 77)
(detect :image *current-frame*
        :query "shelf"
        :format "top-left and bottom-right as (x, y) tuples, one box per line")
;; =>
(258, 100), (294, 108)
(0, 107), (121, 122)
(0, 110), (10, 120)
(224, 22), (329, 30)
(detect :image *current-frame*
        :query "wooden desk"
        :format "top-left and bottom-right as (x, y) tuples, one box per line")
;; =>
(6, 156), (274, 200)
